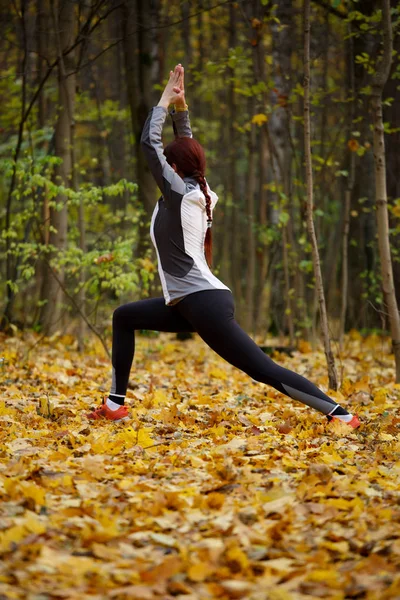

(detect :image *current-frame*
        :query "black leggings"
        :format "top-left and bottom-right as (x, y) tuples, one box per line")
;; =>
(111, 289), (341, 415)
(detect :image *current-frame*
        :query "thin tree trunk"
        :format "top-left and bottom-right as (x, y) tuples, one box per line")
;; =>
(77, 193), (86, 350)
(227, 3), (243, 311)
(1, 0), (28, 330)
(122, 0), (158, 259)
(371, 0), (400, 381)
(40, 0), (76, 334)
(269, 0), (294, 342)
(282, 226), (294, 344)
(255, 125), (270, 333)
(221, 2), (236, 292)
(244, 98), (257, 333)
(339, 30), (355, 351)
(34, 0), (49, 315)
(108, 6), (129, 211)
(37, 0), (46, 128)
(303, 0), (338, 389)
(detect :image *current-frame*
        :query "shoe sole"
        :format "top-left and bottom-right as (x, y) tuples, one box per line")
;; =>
(87, 414), (130, 422)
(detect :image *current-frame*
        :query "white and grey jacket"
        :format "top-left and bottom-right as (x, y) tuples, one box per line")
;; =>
(140, 106), (230, 305)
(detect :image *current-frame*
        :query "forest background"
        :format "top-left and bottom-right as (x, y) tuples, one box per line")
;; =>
(0, 0), (400, 353)
(2, 2), (400, 598)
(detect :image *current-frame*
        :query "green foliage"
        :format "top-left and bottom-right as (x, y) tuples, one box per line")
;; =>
(0, 146), (150, 327)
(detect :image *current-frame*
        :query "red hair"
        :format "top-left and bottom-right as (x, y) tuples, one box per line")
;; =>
(164, 137), (213, 267)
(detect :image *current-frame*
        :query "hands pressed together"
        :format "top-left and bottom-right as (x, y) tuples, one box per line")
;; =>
(157, 64), (187, 110)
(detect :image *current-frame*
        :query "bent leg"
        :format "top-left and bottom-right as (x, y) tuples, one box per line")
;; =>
(111, 297), (194, 396)
(177, 290), (340, 415)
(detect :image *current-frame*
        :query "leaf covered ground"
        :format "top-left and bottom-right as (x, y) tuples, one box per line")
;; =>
(0, 330), (400, 600)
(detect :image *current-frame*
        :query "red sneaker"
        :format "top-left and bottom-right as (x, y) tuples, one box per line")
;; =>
(87, 398), (130, 422)
(328, 414), (361, 429)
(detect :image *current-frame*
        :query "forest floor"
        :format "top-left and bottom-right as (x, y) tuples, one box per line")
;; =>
(0, 329), (399, 600)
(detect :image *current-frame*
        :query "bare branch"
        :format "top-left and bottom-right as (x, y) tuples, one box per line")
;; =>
(72, 0), (234, 75)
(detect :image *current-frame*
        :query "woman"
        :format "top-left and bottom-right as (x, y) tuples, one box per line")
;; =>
(88, 65), (360, 429)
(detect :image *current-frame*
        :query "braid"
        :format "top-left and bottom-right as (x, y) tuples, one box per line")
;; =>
(193, 169), (213, 268)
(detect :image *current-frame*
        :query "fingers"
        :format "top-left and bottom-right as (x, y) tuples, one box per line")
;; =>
(167, 64), (185, 89)
(173, 64), (184, 83)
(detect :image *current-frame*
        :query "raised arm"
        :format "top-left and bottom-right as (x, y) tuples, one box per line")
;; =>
(170, 109), (193, 139)
(170, 65), (193, 138)
(140, 66), (187, 203)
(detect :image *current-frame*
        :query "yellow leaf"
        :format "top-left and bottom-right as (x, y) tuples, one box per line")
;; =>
(0, 526), (26, 554)
(209, 425), (226, 438)
(321, 540), (349, 554)
(136, 427), (155, 448)
(373, 387), (388, 404)
(23, 512), (46, 535)
(206, 492), (225, 509)
(251, 113), (268, 126)
(225, 545), (249, 572)
(209, 367), (227, 380)
(325, 497), (364, 513)
(187, 561), (213, 582)
(20, 482), (46, 506)
(308, 569), (339, 584)
(298, 339), (312, 354)
(152, 389), (169, 406)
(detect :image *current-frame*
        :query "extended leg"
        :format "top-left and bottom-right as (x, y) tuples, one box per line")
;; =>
(177, 290), (348, 417)
(111, 297), (194, 397)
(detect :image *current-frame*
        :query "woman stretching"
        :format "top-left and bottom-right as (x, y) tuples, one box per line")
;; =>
(88, 64), (360, 429)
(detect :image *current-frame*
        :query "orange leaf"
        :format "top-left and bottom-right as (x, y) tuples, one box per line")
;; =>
(348, 139), (359, 152)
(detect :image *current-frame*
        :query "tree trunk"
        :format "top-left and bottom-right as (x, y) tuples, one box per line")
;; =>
(384, 34), (400, 301)
(39, 0), (76, 334)
(227, 3), (243, 313)
(37, 0), (46, 128)
(1, 0), (28, 330)
(34, 0), (49, 317)
(122, 0), (158, 259)
(303, 0), (338, 389)
(255, 126), (271, 334)
(371, 0), (400, 381)
(108, 8), (129, 212)
(269, 0), (294, 342)
(339, 30), (356, 351)
(244, 98), (257, 333)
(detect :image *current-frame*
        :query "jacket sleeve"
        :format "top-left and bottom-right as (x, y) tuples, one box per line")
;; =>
(170, 109), (193, 138)
(140, 106), (186, 204)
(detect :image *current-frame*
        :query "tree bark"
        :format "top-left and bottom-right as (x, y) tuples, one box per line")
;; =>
(220, 2), (236, 293)
(303, 0), (338, 389)
(269, 0), (294, 343)
(371, 0), (400, 381)
(122, 0), (158, 259)
(227, 3), (244, 312)
(1, 0), (28, 330)
(339, 29), (356, 350)
(39, 0), (76, 334)
(244, 97), (257, 333)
